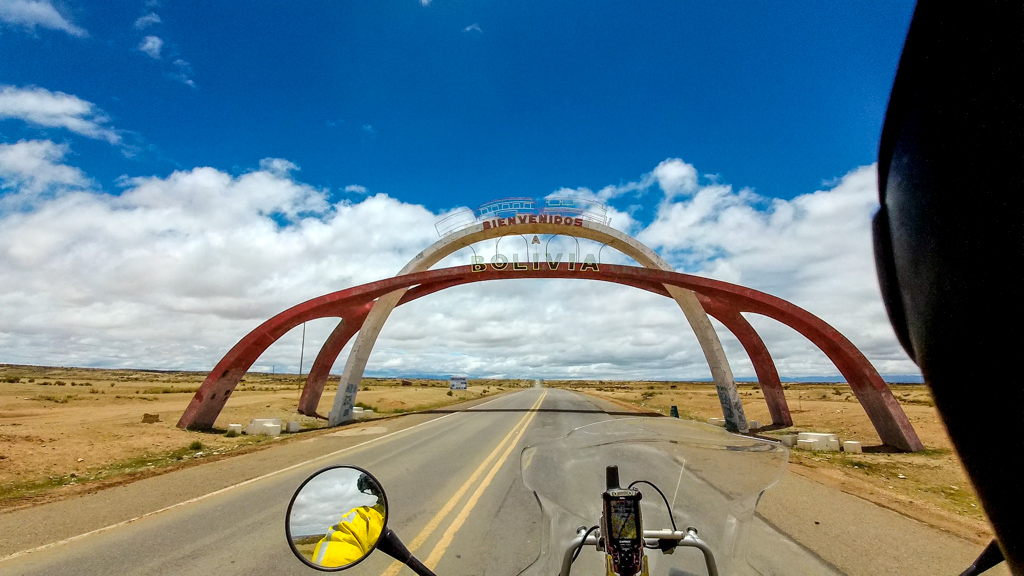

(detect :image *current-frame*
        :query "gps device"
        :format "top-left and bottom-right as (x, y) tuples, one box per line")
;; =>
(601, 466), (644, 576)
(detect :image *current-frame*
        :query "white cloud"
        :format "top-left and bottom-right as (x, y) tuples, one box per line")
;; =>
(258, 157), (298, 177)
(0, 85), (121, 144)
(134, 12), (160, 29)
(0, 155), (916, 384)
(0, 0), (87, 37)
(0, 139), (91, 198)
(169, 59), (196, 88)
(637, 163), (914, 376)
(0, 161), (439, 371)
(138, 35), (163, 59)
(344, 184), (368, 194)
(544, 158), (700, 212)
(650, 158), (699, 198)
(419, 0), (431, 6)
(464, 23), (482, 33)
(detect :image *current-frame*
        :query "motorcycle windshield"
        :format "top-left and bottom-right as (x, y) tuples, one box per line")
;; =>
(519, 417), (788, 576)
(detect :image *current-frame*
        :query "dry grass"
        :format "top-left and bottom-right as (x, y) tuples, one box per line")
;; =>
(0, 364), (529, 509)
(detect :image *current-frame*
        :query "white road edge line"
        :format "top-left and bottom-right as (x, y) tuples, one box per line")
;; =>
(0, 391), (520, 564)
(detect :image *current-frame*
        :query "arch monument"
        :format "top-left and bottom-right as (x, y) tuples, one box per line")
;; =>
(177, 197), (924, 452)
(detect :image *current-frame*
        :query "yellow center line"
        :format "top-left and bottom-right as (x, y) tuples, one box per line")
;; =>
(379, 390), (547, 576)
(422, 391), (546, 570)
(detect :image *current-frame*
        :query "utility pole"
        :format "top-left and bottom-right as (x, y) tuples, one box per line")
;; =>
(299, 322), (306, 375)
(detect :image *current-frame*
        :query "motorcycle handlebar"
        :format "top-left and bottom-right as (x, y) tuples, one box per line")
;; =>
(559, 527), (718, 576)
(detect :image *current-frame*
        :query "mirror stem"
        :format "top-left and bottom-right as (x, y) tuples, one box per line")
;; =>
(376, 528), (437, 576)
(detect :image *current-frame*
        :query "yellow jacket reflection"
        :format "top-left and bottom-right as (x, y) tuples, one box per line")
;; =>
(313, 506), (385, 567)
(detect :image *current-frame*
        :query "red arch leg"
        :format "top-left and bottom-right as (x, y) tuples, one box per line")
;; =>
(176, 300), (376, 430)
(297, 279), (475, 417)
(298, 310), (370, 417)
(728, 297), (923, 451)
(701, 298), (792, 427)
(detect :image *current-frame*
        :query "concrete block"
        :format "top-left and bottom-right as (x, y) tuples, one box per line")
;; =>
(708, 418), (720, 425)
(353, 407), (364, 413)
(261, 424), (281, 436)
(797, 439), (823, 451)
(286, 421), (301, 433)
(227, 424), (243, 434)
(798, 432), (839, 452)
(246, 418), (282, 435)
(797, 432), (836, 442)
(843, 441), (862, 453)
(780, 434), (798, 447)
(749, 420), (760, 429)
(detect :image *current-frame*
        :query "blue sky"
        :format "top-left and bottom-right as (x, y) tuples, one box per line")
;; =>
(0, 1), (921, 381)
(3, 1), (914, 211)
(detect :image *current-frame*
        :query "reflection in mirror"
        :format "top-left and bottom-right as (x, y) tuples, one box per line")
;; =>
(287, 466), (388, 571)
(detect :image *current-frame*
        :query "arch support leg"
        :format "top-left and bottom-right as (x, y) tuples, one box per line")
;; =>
(299, 312), (369, 417)
(702, 301), (792, 427)
(740, 302), (924, 451)
(664, 285), (748, 433)
(329, 289), (409, 425)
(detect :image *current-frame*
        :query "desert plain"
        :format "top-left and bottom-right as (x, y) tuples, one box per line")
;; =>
(0, 364), (994, 547)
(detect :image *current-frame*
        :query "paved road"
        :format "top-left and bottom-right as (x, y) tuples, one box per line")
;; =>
(0, 387), (978, 576)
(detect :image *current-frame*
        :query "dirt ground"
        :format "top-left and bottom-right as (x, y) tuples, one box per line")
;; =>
(0, 365), (517, 509)
(554, 380), (994, 545)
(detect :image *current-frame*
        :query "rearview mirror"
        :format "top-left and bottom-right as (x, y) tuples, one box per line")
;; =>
(286, 465), (389, 571)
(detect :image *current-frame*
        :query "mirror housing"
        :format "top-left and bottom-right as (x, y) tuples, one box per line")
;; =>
(285, 465), (389, 571)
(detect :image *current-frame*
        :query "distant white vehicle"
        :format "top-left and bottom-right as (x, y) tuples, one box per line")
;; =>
(449, 376), (468, 390)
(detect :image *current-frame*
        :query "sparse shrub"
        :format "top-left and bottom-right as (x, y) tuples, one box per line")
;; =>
(37, 395), (69, 403)
(446, 390), (453, 396)
(670, 384), (677, 389)
(188, 441), (203, 451)
(225, 429), (238, 438)
(54, 381), (66, 386)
